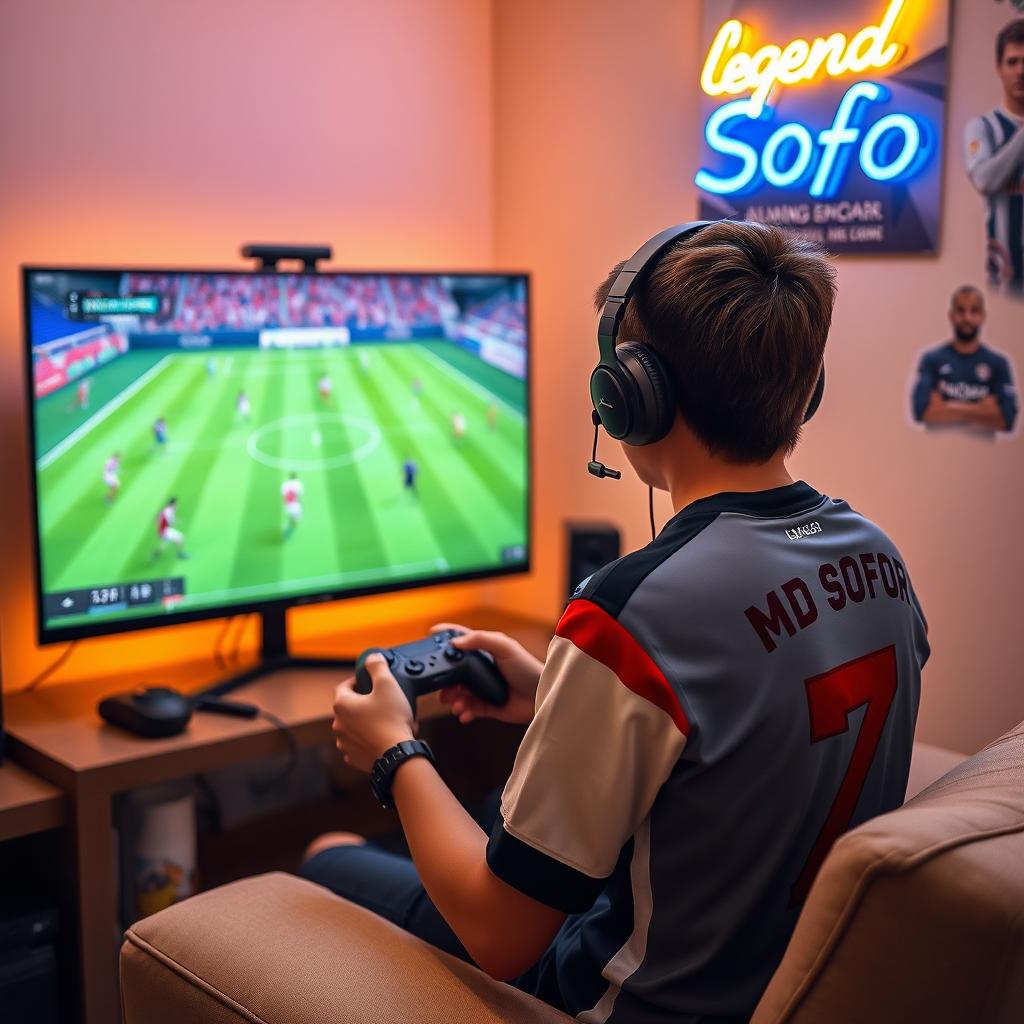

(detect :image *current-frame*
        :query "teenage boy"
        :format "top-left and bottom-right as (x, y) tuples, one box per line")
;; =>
(303, 221), (929, 1022)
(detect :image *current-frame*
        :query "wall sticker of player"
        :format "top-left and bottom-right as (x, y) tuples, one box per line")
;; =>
(964, 17), (1024, 298)
(910, 285), (1018, 437)
(282, 472), (304, 539)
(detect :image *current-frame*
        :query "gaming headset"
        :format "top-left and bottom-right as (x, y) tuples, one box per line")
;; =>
(588, 220), (826, 481)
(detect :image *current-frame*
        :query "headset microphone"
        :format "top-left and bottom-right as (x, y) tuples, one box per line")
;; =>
(588, 412), (621, 479)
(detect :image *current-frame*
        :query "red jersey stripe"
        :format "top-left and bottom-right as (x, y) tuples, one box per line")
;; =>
(555, 599), (690, 736)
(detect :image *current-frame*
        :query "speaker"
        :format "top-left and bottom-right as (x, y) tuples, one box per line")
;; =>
(565, 522), (621, 601)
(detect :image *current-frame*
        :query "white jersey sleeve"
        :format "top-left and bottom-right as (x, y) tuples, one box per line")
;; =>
(964, 112), (1024, 196)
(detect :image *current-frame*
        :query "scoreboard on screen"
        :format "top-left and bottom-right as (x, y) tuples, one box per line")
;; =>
(696, 0), (949, 254)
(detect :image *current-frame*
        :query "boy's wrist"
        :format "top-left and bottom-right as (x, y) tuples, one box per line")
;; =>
(370, 739), (435, 809)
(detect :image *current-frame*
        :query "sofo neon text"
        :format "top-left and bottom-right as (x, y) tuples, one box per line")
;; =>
(695, 82), (927, 198)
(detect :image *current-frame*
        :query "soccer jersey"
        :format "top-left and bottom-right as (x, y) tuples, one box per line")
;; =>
(158, 505), (175, 537)
(964, 108), (1024, 292)
(282, 480), (304, 505)
(911, 341), (1018, 432)
(487, 482), (929, 1023)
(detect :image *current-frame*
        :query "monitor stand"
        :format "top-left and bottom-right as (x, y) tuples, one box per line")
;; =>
(197, 608), (356, 698)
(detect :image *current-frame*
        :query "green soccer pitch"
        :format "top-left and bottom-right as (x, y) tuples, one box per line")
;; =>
(33, 341), (528, 630)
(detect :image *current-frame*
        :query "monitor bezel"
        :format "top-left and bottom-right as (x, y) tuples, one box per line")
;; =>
(22, 263), (532, 645)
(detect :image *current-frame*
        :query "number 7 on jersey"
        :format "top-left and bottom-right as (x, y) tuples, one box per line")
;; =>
(792, 645), (898, 906)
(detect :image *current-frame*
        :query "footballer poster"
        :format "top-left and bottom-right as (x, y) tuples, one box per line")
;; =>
(696, 0), (950, 254)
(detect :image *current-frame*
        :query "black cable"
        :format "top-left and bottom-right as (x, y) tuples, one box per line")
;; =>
(19, 641), (79, 693)
(212, 616), (235, 671)
(649, 485), (656, 541)
(247, 708), (300, 796)
(226, 614), (251, 667)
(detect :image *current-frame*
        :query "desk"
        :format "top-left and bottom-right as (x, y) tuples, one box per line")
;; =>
(4, 611), (552, 1024)
(0, 759), (66, 842)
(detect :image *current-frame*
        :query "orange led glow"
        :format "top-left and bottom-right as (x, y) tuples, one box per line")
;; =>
(700, 0), (909, 114)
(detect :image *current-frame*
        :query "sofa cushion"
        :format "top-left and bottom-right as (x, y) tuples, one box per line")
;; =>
(122, 872), (572, 1024)
(752, 720), (1024, 1023)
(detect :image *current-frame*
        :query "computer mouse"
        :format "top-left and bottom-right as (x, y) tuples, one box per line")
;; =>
(97, 686), (193, 738)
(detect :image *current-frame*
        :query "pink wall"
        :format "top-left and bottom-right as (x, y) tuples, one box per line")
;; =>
(2, 1), (1018, 756)
(488, 0), (1023, 754)
(0, 0), (494, 686)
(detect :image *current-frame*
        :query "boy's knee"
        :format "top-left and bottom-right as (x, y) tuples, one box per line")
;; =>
(301, 831), (366, 865)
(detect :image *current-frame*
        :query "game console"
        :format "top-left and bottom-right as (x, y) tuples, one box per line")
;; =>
(355, 630), (508, 713)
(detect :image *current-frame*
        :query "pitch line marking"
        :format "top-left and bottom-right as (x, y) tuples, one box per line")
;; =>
(38, 355), (173, 470)
(414, 345), (525, 420)
(245, 413), (381, 471)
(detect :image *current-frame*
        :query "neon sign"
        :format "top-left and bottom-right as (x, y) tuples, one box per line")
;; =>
(700, 0), (907, 115)
(695, 0), (940, 210)
(696, 82), (931, 198)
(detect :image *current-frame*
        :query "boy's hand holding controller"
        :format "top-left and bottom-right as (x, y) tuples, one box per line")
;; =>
(431, 621), (542, 726)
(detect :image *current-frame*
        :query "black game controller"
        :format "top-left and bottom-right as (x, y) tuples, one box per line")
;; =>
(354, 630), (508, 713)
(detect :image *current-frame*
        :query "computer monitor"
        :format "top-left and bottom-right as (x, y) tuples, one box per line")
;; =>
(22, 265), (530, 673)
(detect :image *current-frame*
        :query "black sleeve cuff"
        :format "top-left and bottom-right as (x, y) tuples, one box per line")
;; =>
(486, 817), (605, 914)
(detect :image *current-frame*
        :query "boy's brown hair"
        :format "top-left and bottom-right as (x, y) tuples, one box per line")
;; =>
(594, 220), (836, 463)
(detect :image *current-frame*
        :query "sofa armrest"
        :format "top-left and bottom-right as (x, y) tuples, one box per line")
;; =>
(120, 872), (572, 1024)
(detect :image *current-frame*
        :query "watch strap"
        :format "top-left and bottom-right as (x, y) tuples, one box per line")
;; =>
(370, 739), (435, 809)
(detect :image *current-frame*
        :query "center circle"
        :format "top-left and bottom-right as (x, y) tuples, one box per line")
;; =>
(245, 413), (382, 471)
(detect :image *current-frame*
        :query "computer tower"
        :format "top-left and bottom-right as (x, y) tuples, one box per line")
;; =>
(0, 908), (60, 1024)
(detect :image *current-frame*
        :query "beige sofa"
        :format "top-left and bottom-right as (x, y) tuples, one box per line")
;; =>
(121, 721), (1024, 1023)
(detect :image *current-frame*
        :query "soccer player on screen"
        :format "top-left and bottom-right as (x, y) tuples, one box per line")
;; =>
(964, 18), (1024, 297)
(103, 452), (121, 503)
(77, 377), (91, 412)
(487, 403), (498, 431)
(282, 472), (304, 538)
(452, 411), (466, 444)
(911, 285), (1018, 435)
(206, 357), (217, 378)
(402, 458), (418, 499)
(319, 373), (333, 404)
(153, 497), (187, 559)
(153, 417), (168, 453)
(236, 390), (251, 423)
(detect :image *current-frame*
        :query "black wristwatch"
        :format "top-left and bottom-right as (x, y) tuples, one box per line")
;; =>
(370, 739), (436, 809)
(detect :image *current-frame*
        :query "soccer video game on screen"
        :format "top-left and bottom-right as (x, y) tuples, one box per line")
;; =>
(26, 268), (529, 634)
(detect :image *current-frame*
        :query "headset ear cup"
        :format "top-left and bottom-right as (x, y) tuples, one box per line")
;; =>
(616, 342), (675, 445)
(803, 366), (825, 423)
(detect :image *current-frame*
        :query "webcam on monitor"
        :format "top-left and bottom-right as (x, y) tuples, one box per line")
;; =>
(241, 244), (332, 272)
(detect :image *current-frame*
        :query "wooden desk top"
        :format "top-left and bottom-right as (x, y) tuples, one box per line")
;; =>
(0, 759), (66, 841)
(4, 611), (553, 792)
